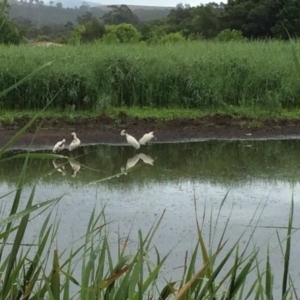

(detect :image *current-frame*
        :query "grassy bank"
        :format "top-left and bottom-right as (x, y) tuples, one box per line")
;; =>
(1, 41), (300, 112)
(2, 106), (300, 130)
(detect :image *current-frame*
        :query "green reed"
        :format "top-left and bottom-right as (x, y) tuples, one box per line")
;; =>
(1, 40), (300, 111)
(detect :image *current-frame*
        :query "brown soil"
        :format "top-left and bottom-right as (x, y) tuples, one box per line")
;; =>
(1, 114), (300, 149)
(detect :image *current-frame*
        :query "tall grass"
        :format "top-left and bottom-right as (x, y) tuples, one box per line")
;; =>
(1, 41), (300, 111)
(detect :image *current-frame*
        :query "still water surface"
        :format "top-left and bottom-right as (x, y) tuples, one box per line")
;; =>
(1, 139), (300, 297)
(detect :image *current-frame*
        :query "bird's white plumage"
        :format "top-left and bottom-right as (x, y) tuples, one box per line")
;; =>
(139, 131), (156, 145)
(53, 139), (66, 153)
(121, 130), (140, 149)
(70, 160), (81, 178)
(52, 159), (66, 175)
(138, 153), (155, 165)
(125, 154), (141, 169)
(69, 132), (81, 151)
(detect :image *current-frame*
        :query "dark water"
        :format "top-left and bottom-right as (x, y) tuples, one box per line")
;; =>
(1, 139), (300, 297)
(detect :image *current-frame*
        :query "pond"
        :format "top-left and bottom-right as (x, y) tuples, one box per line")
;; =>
(1, 139), (300, 297)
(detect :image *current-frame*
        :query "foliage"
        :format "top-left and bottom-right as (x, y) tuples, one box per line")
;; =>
(81, 18), (106, 43)
(154, 32), (185, 44)
(1, 41), (300, 110)
(35, 34), (51, 42)
(0, 1), (24, 45)
(68, 24), (85, 45)
(69, 12), (106, 44)
(101, 4), (140, 26)
(219, 0), (300, 39)
(101, 23), (141, 44)
(139, 18), (170, 43)
(216, 29), (245, 42)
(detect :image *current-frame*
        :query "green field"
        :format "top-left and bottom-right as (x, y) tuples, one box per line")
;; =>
(1, 41), (300, 114)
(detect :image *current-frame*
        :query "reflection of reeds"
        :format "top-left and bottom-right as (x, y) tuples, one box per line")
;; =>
(2, 140), (300, 188)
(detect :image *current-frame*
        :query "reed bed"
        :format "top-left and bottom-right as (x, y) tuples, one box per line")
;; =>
(1, 40), (300, 111)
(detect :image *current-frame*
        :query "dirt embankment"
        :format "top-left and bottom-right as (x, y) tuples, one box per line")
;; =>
(1, 113), (300, 149)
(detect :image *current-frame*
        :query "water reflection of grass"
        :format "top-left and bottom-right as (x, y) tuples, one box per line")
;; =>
(1, 139), (300, 188)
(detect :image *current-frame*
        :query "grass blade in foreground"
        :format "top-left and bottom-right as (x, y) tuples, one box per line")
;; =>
(1, 185), (36, 297)
(282, 197), (293, 298)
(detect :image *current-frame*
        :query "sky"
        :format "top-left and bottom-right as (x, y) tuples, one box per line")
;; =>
(92, 0), (222, 7)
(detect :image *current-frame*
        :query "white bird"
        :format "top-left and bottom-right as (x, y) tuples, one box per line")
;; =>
(52, 139), (66, 153)
(139, 131), (156, 145)
(69, 132), (81, 151)
(121, 130), (140, 149)
(138, 153), (155, 166)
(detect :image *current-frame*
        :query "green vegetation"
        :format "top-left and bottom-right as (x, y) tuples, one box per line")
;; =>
(1, 41), (300, 113)
(1, 140), (299, 298)
(0, 0), (24, 44)
(4, 0), (300, 45)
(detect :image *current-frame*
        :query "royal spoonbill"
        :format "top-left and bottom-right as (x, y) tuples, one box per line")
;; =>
(121, 130), (140, 149)
(53, 139), (66, 153)
(69, 132), (81, 151)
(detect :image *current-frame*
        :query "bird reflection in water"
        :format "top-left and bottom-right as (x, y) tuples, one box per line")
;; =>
(52, 159), (66, 176)
(52, 159), (81, 178)
(121, 153), (155, 175)
(69, 160), (81, 178)
(138, 153), (156, 166)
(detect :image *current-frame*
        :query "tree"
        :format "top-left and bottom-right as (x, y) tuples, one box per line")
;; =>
(101, 5), (140, 26)
(167, 3), (220, 39)
(56, 2), (62, 9)
(219, 0), (284, 39)
(0, 1), (24, 45)
(140, 18), (170, 42)
(81, 18), (106, 42)
(77, 11), (93, 25)
(41, 25), (51, 35)
(216, 29), (245, 41)
(271, 0), (300, 39)
(188, 5), (219, 38)
(102, 23), (140, 44)
(70, 12), (106, 44)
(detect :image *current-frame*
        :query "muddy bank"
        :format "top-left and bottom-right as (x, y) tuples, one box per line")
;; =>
(1, 114), (300, 149)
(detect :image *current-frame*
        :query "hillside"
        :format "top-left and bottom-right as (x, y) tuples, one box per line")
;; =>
(9, 0), (172, 25)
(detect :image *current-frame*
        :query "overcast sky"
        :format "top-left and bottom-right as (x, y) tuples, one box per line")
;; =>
(96, 0), (223, 7)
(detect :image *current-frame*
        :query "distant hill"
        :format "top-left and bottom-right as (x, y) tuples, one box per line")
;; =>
(9, 0), (173, 9)
(9, 1), (172, 25)
(97, 4), (174, 10)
